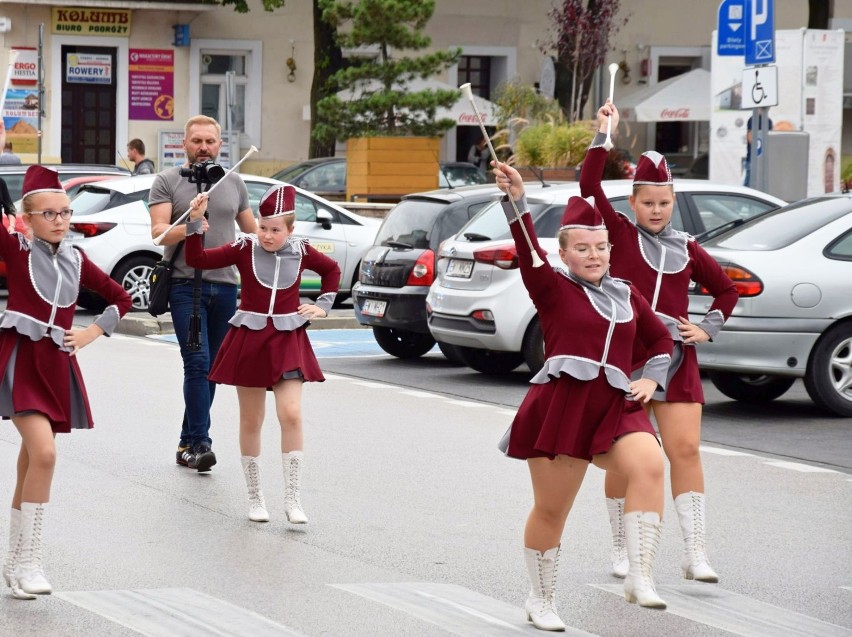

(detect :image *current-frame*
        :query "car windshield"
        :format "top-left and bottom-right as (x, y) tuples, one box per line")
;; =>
(376, 199), (446, 249)
(709, 196), (852, 251)
(71, 186), (146, 216)
(456, 200), (553, 241)
(439, 165), (488, 188)
(273, 162), (324, 182)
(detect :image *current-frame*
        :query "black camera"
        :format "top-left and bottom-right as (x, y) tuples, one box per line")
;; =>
(179, 159), (226, 185)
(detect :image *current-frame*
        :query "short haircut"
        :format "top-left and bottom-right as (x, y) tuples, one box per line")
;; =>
(4, 142), (12, 151)
(127, 138), (145, 155)
(184, 115), (221, 138)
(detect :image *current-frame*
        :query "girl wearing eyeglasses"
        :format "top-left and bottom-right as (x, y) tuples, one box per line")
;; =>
(493, 161), (673, 630)
(580, 101), (739, 589)
(0, 166), (132, 600)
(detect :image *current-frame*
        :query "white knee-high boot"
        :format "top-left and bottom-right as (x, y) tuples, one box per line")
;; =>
(3, 508), (21, 588)
(623, 511), (666, 609)
(605, 497), (628, 578)
(523, 546), (566, 631)
(282, 451), (308, 524)
(675, 491), (719, 583)
(240, 456), (269, 523)
(12, 503), (51, 598)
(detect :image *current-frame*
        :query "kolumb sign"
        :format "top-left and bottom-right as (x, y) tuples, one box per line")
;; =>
(51, 7), (131, 36)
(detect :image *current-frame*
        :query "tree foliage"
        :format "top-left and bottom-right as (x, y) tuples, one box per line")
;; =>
(218, 0), (285, 13)
(543, 0), (627, 122)
(313, 0), (461, 144)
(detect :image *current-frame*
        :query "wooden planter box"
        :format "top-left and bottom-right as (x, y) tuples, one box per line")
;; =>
(346, 136), (440, 202)
(515, 166), (577, 182)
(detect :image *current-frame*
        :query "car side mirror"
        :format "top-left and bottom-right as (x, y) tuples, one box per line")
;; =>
(316, 209), (333, 230)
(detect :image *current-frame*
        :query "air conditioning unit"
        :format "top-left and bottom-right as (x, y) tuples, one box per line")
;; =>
(0, 17), (11, 33)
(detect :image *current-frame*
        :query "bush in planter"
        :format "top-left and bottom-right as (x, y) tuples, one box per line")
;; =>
(514, 121), (595, 169)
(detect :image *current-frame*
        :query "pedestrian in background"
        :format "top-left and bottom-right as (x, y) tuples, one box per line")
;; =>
(148, 115), (257, 473)
(0, 141), (21, 166)
(127, 138), (155, 175)
(467, 136), (489, 173)
(581, 100), (739, 586)
(1, 166), (131, 599)
(743, 113), (773, 188)
(186, 184), (340, 524)
(493, 161), (673, 630)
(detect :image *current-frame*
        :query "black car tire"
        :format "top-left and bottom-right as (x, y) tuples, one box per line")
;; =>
(708, 371), (795, 403)
(803, 323), (852, 417)
(437, 342), (466, 365)
(522, 317), (545, 374)
(457, 347), (524, 374)
(113, 255), (158, 312)
(372, 326), (435, 359)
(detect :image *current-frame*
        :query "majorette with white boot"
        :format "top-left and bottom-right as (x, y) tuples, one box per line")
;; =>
(0, 165), (132, 599)
(185, 184), (339, 525)
(493, 161), (674, 629)
(581, 100), (740, 584)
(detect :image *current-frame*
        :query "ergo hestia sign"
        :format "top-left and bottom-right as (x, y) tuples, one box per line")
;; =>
(51, 8), (131, 36)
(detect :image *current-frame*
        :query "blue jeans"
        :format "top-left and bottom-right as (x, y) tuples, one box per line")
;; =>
(169, 279), (237, 449)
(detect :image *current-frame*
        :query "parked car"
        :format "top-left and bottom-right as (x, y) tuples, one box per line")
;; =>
(0, 164), (130, 202)
(352, 185), (503, 360)
(271, 157), (487, 198)
(66, 173), (380, 312)
(426, 180), (786, 374)
(688, 194), (852, 417)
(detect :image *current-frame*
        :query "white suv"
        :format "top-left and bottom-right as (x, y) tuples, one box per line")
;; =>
(426, 180), (785, 374)
(67, 174), (380, 311)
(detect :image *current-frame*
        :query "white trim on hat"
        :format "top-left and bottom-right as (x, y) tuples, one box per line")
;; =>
(263, 209), (295, 218)
(23, 187), (65, 198)
(559, 222), (607, 232)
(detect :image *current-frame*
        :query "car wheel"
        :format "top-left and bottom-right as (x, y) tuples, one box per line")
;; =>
(803, 323), (852, 417)
(521, 317), (545, 374)
(708, 371), (795, 403)
(113, 255), (157, 312)
(457, 347), (524, 374)
(372, 326), (435, 359)
(76, 287), (108, 313)
(437, 341), (466, 365)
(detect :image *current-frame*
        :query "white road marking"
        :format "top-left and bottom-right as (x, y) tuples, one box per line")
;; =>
(444, 400), (489, 408)
(399, 390), (441, 399)
(592, 583), (852, 636)
(56, 588), (303, 636)
(841, 586), (852, 593)
(700, 446), (755, 457)
(333, 582), (599, 636)
(762, 460), (838, 474)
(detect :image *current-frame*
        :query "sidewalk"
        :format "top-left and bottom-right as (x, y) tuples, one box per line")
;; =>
(115, 307), (365, 337)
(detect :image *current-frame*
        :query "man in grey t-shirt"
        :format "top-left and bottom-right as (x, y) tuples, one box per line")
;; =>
(149, 115), (256, 472)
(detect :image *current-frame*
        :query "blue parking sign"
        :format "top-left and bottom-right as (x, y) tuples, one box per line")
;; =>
(744, 0), (775, 64)
(717, 0), (746, 56)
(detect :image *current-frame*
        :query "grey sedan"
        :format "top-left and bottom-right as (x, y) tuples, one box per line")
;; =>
(689, 194), (852, 416)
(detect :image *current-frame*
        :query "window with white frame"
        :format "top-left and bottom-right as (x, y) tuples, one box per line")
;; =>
(190, 40), (261, 147)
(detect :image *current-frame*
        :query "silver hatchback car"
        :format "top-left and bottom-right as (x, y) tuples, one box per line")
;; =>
(688, 194), (852, 417)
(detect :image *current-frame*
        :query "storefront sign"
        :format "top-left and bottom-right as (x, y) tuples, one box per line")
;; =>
(11, 47), (38, 86)
(129, 49), (174, 121)
(66, 53), (112, 85)
(51, 8), (131, 36)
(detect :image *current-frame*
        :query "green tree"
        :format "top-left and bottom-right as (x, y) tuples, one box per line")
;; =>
(312, 0), (461, 145)
(310, 0), (344, 157)
(218, 0), (285, 13)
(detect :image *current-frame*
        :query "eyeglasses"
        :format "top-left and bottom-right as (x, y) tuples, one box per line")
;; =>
(30, 209), (73, 222)
(571, 243), (612, 259)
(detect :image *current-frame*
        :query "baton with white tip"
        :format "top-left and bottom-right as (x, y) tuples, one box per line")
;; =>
(459, 83), (543, 268)
(603, 63), (620, 151)
(153, 145), (259, 246)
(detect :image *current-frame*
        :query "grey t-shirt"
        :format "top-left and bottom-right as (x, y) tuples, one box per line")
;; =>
(148, 166), (250, 285)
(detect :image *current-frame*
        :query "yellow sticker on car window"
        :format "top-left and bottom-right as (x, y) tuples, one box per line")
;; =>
(311, 242), (335, 254)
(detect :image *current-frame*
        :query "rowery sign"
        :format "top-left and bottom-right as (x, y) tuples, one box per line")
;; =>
(51, 8), (131, 36)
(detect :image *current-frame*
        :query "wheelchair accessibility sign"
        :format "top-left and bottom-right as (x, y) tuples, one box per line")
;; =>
(741, 65), (777, 109)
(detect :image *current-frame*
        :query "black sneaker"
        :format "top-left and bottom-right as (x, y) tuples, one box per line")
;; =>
(176, 446), (195, 467)
(191, 443), (217, 473)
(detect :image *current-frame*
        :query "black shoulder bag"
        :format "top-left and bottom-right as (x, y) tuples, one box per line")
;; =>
(147, 241), (183, 317)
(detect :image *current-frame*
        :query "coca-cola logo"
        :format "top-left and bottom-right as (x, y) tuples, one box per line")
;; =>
(458, 112), (485, 124)
(660, 108), (690, 119)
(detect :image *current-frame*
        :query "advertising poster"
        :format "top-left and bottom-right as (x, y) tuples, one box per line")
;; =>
(66, 52), (112, 84)
(2, 47), (41, 154)
(129, 49), (174, 121)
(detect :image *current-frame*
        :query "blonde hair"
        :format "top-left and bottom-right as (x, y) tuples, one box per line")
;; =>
(22, 191), (69, 215)
(632, 183), (674, 197)
(184, 115), (221, 138)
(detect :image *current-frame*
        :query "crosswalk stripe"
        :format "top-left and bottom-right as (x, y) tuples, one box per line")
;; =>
(591, 584), (852, 636)
(333, 582), (599, 636)
(56, 588), (303, 637)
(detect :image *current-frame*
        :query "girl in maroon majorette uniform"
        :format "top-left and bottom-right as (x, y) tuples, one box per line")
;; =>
(581, 100), (739, 585)
(186, 184), (340, 526)
(1, 166), (132, 600)
(493, 162), (674, 630)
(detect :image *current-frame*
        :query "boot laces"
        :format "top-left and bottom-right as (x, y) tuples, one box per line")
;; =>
(639, 519), (657, 582)
(21, 508), (44, 569)
(245, 461), (265, 506)
(285, 457), (302, 503)
(690, 493), (707, 560)
(535, 551), (559, 610)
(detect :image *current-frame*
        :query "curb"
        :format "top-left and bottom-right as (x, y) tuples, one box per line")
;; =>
(116, 312), (365, 336)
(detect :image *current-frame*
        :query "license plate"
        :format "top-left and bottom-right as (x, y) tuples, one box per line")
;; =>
(361, 299), (387, 317)
(446, 259), (473, 278)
